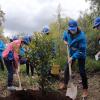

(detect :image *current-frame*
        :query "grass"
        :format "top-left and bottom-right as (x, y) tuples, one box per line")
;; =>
(86, 57), (100, 73)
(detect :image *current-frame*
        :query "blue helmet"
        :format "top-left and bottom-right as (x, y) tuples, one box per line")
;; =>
(23, 35), (30, 45)
(28, 35), (32, 42)
(42, 25), (50, 34)
(10, 35), (18, 42)
(68, 20), (78, 31)
(13, 35), (18, 40)
(93, 17), (100, 28)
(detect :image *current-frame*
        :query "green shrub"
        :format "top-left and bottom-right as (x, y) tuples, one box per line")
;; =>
(86, 57), (100, 73)
(87, 32), (100, 58)
(27, 33), (55, 92)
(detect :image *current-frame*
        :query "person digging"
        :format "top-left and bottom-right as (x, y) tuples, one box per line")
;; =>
(59, 20), (88, 98)
(3, 38), (28, 91)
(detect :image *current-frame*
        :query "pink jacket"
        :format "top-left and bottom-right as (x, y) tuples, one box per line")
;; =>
(2, 40), (22, 64)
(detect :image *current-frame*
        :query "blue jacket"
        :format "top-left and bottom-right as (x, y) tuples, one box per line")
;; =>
(63, 31), (87, 60)
(0, 40), (5, 58)
(20, 47), (25, 57)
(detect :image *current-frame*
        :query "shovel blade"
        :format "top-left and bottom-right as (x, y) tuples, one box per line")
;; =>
(15, 87), (22, 91)
(66, 83), (77, 100)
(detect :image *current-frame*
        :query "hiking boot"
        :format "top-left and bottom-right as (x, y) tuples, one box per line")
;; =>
(59, 83), (67, 90)
(82, 89), (88, 98)
(16, 86), (22, 90)
(78, 79), (82, 84)
(26, 75), (29, 78)
(32, 76), (35, 79)
(7, 86), (17, 91)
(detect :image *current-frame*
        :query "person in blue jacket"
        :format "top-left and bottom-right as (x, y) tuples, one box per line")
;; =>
(93, 17), (100, 60)
(42, 25), (56, 56)
(93, 17), (100, 30)
(0, 36), (5, 71)
(42, 25), (50, 35)
(41, 26), (57, 76)
(10, 35), (18, 42)
(60, 20), (88, 97)
(20, 36), (34, 78)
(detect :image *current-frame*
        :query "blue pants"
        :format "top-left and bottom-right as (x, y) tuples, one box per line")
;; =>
(4, 58), (15, 86)
(64, 58), (88, 89)
(19, 57), (34, 76)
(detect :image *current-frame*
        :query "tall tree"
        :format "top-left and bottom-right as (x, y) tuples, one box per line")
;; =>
(0, 7), (5, 26)
(86, 0), (100, 16)
(0, 7), (5, 34)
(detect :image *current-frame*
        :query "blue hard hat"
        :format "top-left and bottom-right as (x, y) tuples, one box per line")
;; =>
(28, 35), (32, 42)
(23, 36), (30, 45)
(93, 17), (100, 28)
(68, 20), (78, 31)
(42, 25), (50, 34)
(10, 35), (18, 42)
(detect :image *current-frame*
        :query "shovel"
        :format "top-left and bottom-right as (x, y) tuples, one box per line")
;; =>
(12, 72), (22, 91)
(66, 45), (77, 100)
(16, 72), (22, 90)
(15, 64), (22, 90)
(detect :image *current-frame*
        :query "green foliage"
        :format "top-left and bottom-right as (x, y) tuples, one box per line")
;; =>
(86, 0), (100, 15)
(86, 57), (100, 72)
(87, 32), (100, 58)
(78, 12), (93, 34)
(27, 33), (55, 91)
(49, 18), (69, 69)
(0, 7), (5, 34)
(77, 11), (100, 59)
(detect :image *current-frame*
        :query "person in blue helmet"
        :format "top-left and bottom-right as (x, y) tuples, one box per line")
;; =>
(41, 25), (58, 77)
(60, 20), (88, 97)
(42, 25), (50, 35)
(9, 35), (34, 77)
(10, 35), (18, 42)
(20, 36), (34, 78)
(0, 35), (6, 71)
(3, 38), (28, 90)
(93, 17), (100, 30)
(28, 35), (32, 42)
(42, 25), (56, 56)
(93, 17), (100, 60)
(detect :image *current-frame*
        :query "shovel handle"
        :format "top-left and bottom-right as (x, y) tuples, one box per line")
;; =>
(17, 73), (21, 88)
(67, 45), (72, 79)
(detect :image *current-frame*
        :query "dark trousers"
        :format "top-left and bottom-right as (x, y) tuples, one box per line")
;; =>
(4, 58), (14, 86)
(20, 57), (34, 76)
(26, 61), (34, 76)
(0, 57), (5, 71)
(64, 58), (88, 89)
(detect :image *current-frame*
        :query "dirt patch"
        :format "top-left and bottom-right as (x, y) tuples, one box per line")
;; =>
(0, 72), (100, 100)
(0, 90), (72, 100)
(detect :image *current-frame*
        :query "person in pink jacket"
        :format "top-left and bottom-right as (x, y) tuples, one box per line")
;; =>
(3, 39), (27, 90)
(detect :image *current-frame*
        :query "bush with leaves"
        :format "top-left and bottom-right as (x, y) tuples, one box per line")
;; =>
(85, 57), (100, 72)
(27, 33), (56, 92)
(87, 32), (100, 58)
